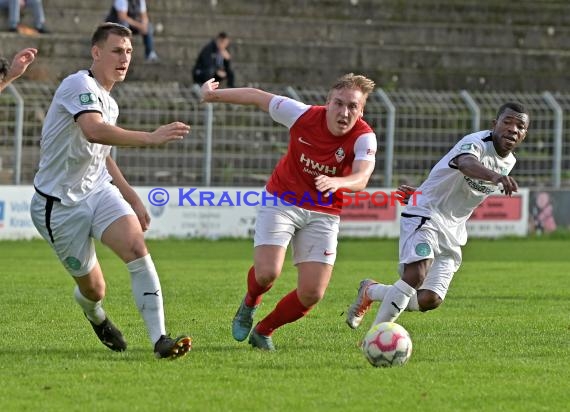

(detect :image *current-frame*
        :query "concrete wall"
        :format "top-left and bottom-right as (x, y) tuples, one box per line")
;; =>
(0, 0), (569, 90)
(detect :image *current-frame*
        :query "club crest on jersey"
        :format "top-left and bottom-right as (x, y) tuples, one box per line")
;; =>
(79, 93), (97, 105)
(64, 256), (82, 271)
(500, 167), (508, 175)
(415, 243), (431, 257)
(335, 147), (345, 163)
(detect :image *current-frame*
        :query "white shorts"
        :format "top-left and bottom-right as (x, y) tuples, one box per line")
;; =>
(254, 202), (340, 265)
(398, 214), (462, 300)
(31, 183), (135, 277)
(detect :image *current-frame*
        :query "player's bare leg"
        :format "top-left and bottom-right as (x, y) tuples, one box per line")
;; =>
(372, 260), (429, 326)
(74, 262), (127, 352)
(232, 245), (285, 342)
(102, 215), (191, 359)
(249, 262), (332, 351)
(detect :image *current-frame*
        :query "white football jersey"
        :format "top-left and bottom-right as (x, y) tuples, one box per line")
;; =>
(34, 70), (119, 206)
(404, 130), (516, 245)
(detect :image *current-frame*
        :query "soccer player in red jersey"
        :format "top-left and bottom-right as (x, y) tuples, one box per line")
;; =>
(201, 74), (377, 350)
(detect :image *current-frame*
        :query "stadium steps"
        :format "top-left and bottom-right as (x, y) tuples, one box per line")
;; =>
(53, 0), (568, 26)
(0, 0), (568, 90)
(41, 8), (570, 51)
(3, 28), (568, 91)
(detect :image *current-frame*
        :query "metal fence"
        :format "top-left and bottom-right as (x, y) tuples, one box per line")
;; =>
(0, 82), (568, 189)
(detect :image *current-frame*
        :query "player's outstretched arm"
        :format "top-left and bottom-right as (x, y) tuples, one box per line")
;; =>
(200, 78), (274, 112)
(106, 156), (150, 231)
(455, 154), (518, 195)
(0, 48), (38, 92)
(78, 112), (190, 146)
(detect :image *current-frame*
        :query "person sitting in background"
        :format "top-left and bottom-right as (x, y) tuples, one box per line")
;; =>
(193, 32), (235, 88)
(0, 47), (37, 92)
(105, 0), (159, 62)
(0, 0), (49, 33)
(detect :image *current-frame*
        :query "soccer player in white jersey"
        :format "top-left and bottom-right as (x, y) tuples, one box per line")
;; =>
(0, 47), (37, 93)
(30, 23), (192, 359)
(346, 102), (530, 331)
(201, 74), (377, 350)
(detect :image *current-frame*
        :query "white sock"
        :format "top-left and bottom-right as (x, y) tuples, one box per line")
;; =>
(373, 279), (416, 324)
(127, 254), (166, 344)
(368, 282), (419, 311)
(367, 283), (391, 301)
(74, 286), (106, 325)
(405, 294), (420, 312)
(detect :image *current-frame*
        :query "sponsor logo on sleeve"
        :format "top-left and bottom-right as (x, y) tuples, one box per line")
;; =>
(79, 93), (97, 105)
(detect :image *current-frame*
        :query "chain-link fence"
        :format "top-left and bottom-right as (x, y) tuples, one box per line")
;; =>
(1, 82), (568, 189)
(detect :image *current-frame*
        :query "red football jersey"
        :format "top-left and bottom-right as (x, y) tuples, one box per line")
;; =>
(266, 105), (374, 215)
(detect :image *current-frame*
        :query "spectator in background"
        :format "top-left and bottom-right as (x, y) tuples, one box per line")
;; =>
(531, 191), (557, 234)
(106, 0), (159, 62)
(193, 32), (235, 88)
(0, 47), (37, 92)
(0, 0), (49, 33)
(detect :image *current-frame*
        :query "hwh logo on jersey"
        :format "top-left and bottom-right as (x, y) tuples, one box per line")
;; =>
(299, 153), (337, 175)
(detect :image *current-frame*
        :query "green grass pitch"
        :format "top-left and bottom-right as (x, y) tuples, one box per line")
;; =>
(0, 237), (568, 411)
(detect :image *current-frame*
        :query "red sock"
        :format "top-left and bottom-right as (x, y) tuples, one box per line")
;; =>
(255, 289), (312, 336)
(244, 266), (272, 307)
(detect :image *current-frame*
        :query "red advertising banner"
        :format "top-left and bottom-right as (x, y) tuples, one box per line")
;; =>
(470, 195), (522, 221)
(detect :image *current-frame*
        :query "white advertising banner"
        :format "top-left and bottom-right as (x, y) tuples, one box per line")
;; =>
(0, 185), (37, 239)
(137, 186), (258, 239)
(0, 185), (528, 240)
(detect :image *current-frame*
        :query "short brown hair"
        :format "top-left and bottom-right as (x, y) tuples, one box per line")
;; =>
(329, 73), (376, 100)
(91, 23), (132, 46)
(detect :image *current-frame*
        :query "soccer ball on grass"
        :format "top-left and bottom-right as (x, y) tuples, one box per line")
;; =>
(361, 321), (412, 367)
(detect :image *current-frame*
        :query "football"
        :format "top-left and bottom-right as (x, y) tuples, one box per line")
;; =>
(361, 322), (412, 367)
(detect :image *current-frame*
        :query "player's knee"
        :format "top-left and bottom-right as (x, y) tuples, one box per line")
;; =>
(131, 242), (149, 259)
(80, 282), (106, 302)
(298, 293), (321, 308)
(121, 237), (149, 262)
(417, 290), (442, 312)
(402, 258), (434, 288)
(254, 265), (280, 284)
(298, 288), (325, 307)
(402, 272), (425, 289)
